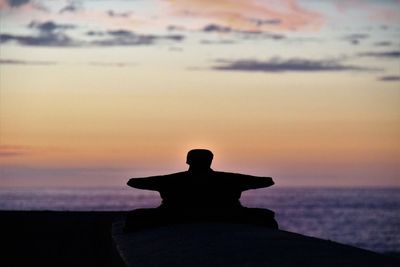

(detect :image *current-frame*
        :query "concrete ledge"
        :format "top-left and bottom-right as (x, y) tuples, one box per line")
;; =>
(113, 222), (399, 267)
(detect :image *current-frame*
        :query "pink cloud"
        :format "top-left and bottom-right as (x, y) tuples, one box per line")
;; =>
(334, 0), (400, 23)
(165, 0), (323, 31)
(0, 0), (7, 10)
(369, 8), (400, 22)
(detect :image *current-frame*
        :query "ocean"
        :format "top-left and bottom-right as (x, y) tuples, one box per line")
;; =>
(1, 187), (399, 254)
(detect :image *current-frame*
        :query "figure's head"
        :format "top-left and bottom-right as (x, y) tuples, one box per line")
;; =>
(186, 149), (214, 170)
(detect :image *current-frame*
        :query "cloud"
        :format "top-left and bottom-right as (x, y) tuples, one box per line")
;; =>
(0, 165), (132, 187)
(1, 20), (185, 47)
(242, 32), (285, 40)
(166, 0), (323, 32)
(0, 0), (47, 11)
(0, 145), (31, 157)
(249, 18), (282, 26)
(59, 2), (81, 14)
(107, 10), (132, 18)
(167, 25), (187, 31)
(200, 39), (235, 45)
(378, 76), (400, 81)
(334, 0), (400, 23)
(0, 20), (79, 47)
(343, 33), (369, 45)
(5, 0), (29, 7)
(28, 20), (75, 33)
(91, 29), (185, 46)
(89, 61), (137, 68)
(201, 23), (285, 40)
(374, 41), (392, 47)
(1, 31), (184, 47)
(0, 32), (78, 47)
(358, 51), (400, 58)
(0, 58), (137, 67)
(86, 30), (104, 36)
(0, 58), (56, 65)
(107, 30), (135, 37)
(212, 58), (377, 72)
(203, 24), (232, 33)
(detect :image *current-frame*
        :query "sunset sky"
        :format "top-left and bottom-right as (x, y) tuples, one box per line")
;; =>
(1, 0), (399, 187)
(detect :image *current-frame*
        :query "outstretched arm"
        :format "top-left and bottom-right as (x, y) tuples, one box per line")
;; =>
(127, 176), (163, 191)
(239, 175), (274, 191)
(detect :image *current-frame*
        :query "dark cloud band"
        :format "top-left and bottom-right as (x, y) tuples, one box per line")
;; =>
(29, 21), (75, 32)
(0, 32), (78, 47)
(0, 59), (56, 65)
(378, 76), (400, 81)
(358, 51), (400, 59)
(1, 23), (185, 47)
(8, 0), (30, 7)
(212, 58), (377, 72)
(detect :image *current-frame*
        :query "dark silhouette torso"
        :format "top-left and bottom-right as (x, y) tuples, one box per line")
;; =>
(127, 169), (274, 209)
(157, 171), (242, 209)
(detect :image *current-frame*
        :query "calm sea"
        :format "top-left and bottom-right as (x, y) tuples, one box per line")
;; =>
(1, 187), (399, 253)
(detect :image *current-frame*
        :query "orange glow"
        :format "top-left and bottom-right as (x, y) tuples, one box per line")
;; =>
(1, 0), (399, 187)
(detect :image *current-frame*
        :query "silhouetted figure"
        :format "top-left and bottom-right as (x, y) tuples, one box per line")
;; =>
(125, 149), (278, 231)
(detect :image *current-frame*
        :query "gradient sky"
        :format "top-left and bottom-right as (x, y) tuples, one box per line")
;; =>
(0, 0), (399, 187)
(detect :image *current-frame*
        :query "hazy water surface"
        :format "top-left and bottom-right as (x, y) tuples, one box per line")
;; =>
(1, 187), (399, 253)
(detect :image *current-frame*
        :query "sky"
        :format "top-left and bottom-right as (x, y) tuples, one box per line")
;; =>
(0, 0), (399, 187)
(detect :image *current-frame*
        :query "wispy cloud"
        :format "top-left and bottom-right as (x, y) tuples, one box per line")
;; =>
(201, 23), (286, 40)
(0, 165), (132, 187)
(1, 31), (185, 47)
(166, 0), (323, 32)
(0, 145), (31, 157)
(107, 10), (132, 18)
(0, 32), (78, 47)
(59, 2), (81, 14)
(358, 50), (400, 59)
(0, 20), (79, 47)
(212, 58), (377, 72)
(334, 0), (400, 23)
(374, 41), (393, 47)
(0, 58), (56, 65)
(342, 33), (369, 45)
(1, 20), (185, 47)
(378, 76), (400, 82)
(203, 24), (232, 33)
(0, 0), (30, 8)
(90, 29), (185, 46)
(0, 0), (47, 11)
(200, 39), (236, 45)
(89, 61), (137, 68)
(249, 18), (282, 26)
(29, 20), (75, 32)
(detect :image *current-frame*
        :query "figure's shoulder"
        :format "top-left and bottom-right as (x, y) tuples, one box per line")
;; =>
(135, 171), (188, 180)
(211, 172), (250, 182)
(213, 171), (251, 178)
(160, 171), (188, 178)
